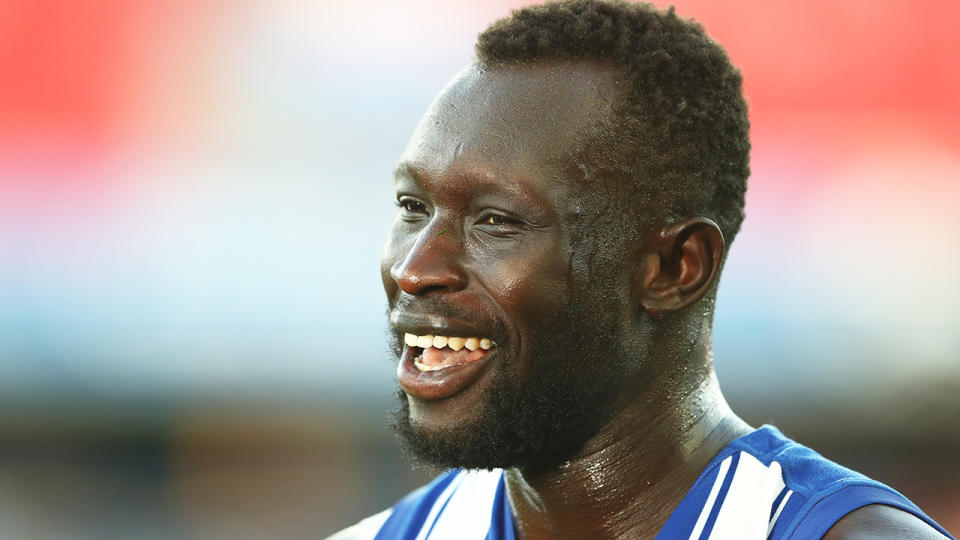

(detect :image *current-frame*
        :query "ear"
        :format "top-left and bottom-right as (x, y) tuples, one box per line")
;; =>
(636, 217), (725, 317)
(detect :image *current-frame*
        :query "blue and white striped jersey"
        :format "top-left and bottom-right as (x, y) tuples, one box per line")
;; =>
(330, 425), (953, 539)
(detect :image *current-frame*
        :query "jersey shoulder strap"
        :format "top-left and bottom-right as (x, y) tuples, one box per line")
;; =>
(748, 426), (953, 540)
(655, 424), (953, 539)
(330, 468), (505, 540)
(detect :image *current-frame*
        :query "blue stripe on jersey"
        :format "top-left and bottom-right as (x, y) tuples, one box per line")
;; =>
(697, 451), (740, 540)
(767, 489), (806, 539)
(652, 456), (728, 539)
(373, 470), (459, 540)
(354, 426), (954, 540)
(422, 477), (462, 540)
(485, 473), (515, 540)
(768, 486), (789, 521)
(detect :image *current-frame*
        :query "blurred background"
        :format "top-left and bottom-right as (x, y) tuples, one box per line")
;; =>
(1, 0), (958, 538)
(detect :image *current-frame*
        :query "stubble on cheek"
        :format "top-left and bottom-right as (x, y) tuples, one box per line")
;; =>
(386, 222), (631, 470)
(388, 285), (628, 472)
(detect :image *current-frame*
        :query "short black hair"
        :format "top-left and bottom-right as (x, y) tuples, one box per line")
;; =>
(476, 0), (749, 244)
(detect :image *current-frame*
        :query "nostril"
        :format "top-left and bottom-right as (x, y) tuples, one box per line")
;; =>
(391, 263), (422, 294)
(390, 229), (468, 294)
(391, 257), (467, 295)
(392, 267), (429, 295)
(416, 284), (449, 296)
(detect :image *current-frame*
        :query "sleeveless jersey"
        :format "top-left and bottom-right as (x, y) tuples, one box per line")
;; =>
(330, 425), (953, 539)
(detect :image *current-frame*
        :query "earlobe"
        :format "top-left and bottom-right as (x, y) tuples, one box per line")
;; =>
(637, 218), (725, 317)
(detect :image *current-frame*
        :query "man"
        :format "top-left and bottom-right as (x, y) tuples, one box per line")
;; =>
(333, 1), (953, 538)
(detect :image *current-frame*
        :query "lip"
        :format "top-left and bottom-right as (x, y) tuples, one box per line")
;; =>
(396, 343), (497, 400)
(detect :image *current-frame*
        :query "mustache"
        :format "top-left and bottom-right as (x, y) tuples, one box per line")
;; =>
(385, 294), (507, 346)
(388, 294), (476, 319)
(389, 294), (502, 330)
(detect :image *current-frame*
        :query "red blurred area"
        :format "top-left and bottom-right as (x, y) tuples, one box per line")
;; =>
(4, 1), (958, 134)
(2, 0), (957, 165)
(0, 0), (136, 145)
(659, 0), (960, 117)
(0, 0), (223, 203)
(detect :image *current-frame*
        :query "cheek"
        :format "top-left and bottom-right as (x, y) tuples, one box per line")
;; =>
(380, 261), (395, 298)
(380, 226), (406, 296)
(380, 251), (394, 293)
(474, 240), (572, 330)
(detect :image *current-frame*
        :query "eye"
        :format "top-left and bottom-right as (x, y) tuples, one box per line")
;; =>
(476, 211), (524, 235)
(395, 197), (428, 216)
(482, 214), (509, 226)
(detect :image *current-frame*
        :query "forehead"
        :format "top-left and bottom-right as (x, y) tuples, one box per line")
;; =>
(397, 61), (621, 194)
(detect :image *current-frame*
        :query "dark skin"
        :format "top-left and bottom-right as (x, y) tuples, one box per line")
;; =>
(824, 505), (950, 540)
(381, 62), (947, 539)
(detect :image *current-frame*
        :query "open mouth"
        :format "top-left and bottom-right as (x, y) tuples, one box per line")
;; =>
(395, 327), (500, 401)
(404, 333), (494, 372)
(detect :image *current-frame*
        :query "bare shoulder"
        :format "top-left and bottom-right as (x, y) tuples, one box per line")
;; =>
(822, 504), (951, 540)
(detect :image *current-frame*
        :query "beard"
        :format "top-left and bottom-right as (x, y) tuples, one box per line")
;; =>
(388, 283), (632, 472)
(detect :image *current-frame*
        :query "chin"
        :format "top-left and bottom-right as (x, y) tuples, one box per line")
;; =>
(405, 396), (474, 433)
(399, 351), (504, 432)
(390, 366), (613, 472)
(391, 388), (512, 471)
(387, 294), (630, 471)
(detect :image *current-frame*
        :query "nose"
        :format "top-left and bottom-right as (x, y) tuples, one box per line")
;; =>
(390, 227), (468, 295)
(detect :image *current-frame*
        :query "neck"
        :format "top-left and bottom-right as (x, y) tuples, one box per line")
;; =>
(504, 361), (751, 540)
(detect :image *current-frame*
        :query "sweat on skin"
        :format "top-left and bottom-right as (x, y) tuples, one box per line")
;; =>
(380, 61), (748, 538)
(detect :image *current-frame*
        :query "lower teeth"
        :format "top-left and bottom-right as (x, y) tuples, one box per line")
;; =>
(413, 355), (446, 372)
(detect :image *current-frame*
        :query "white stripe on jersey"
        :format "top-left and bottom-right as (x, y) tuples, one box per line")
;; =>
(706, 453), (786, 539)
(331, 426), (950, 540)
(425, 469), (503, 539)
(326, 508), (393, 540)
(767, 490), (793, 536)
(689, 454), (734, 539)
(414, 472), (467, 540)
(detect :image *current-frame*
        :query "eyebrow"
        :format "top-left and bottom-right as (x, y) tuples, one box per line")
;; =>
(395, 161), (524, 192)
(392, 161), (550, 211)
(393, 162), (419, 183)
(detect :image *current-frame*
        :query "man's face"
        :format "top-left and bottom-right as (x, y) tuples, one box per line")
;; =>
(381, 62), (635, 469)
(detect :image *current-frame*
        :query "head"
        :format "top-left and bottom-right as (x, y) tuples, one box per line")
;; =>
(381, 0), (749, 471)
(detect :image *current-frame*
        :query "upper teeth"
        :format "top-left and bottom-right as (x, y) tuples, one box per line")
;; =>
(404, 333), (494, 351)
